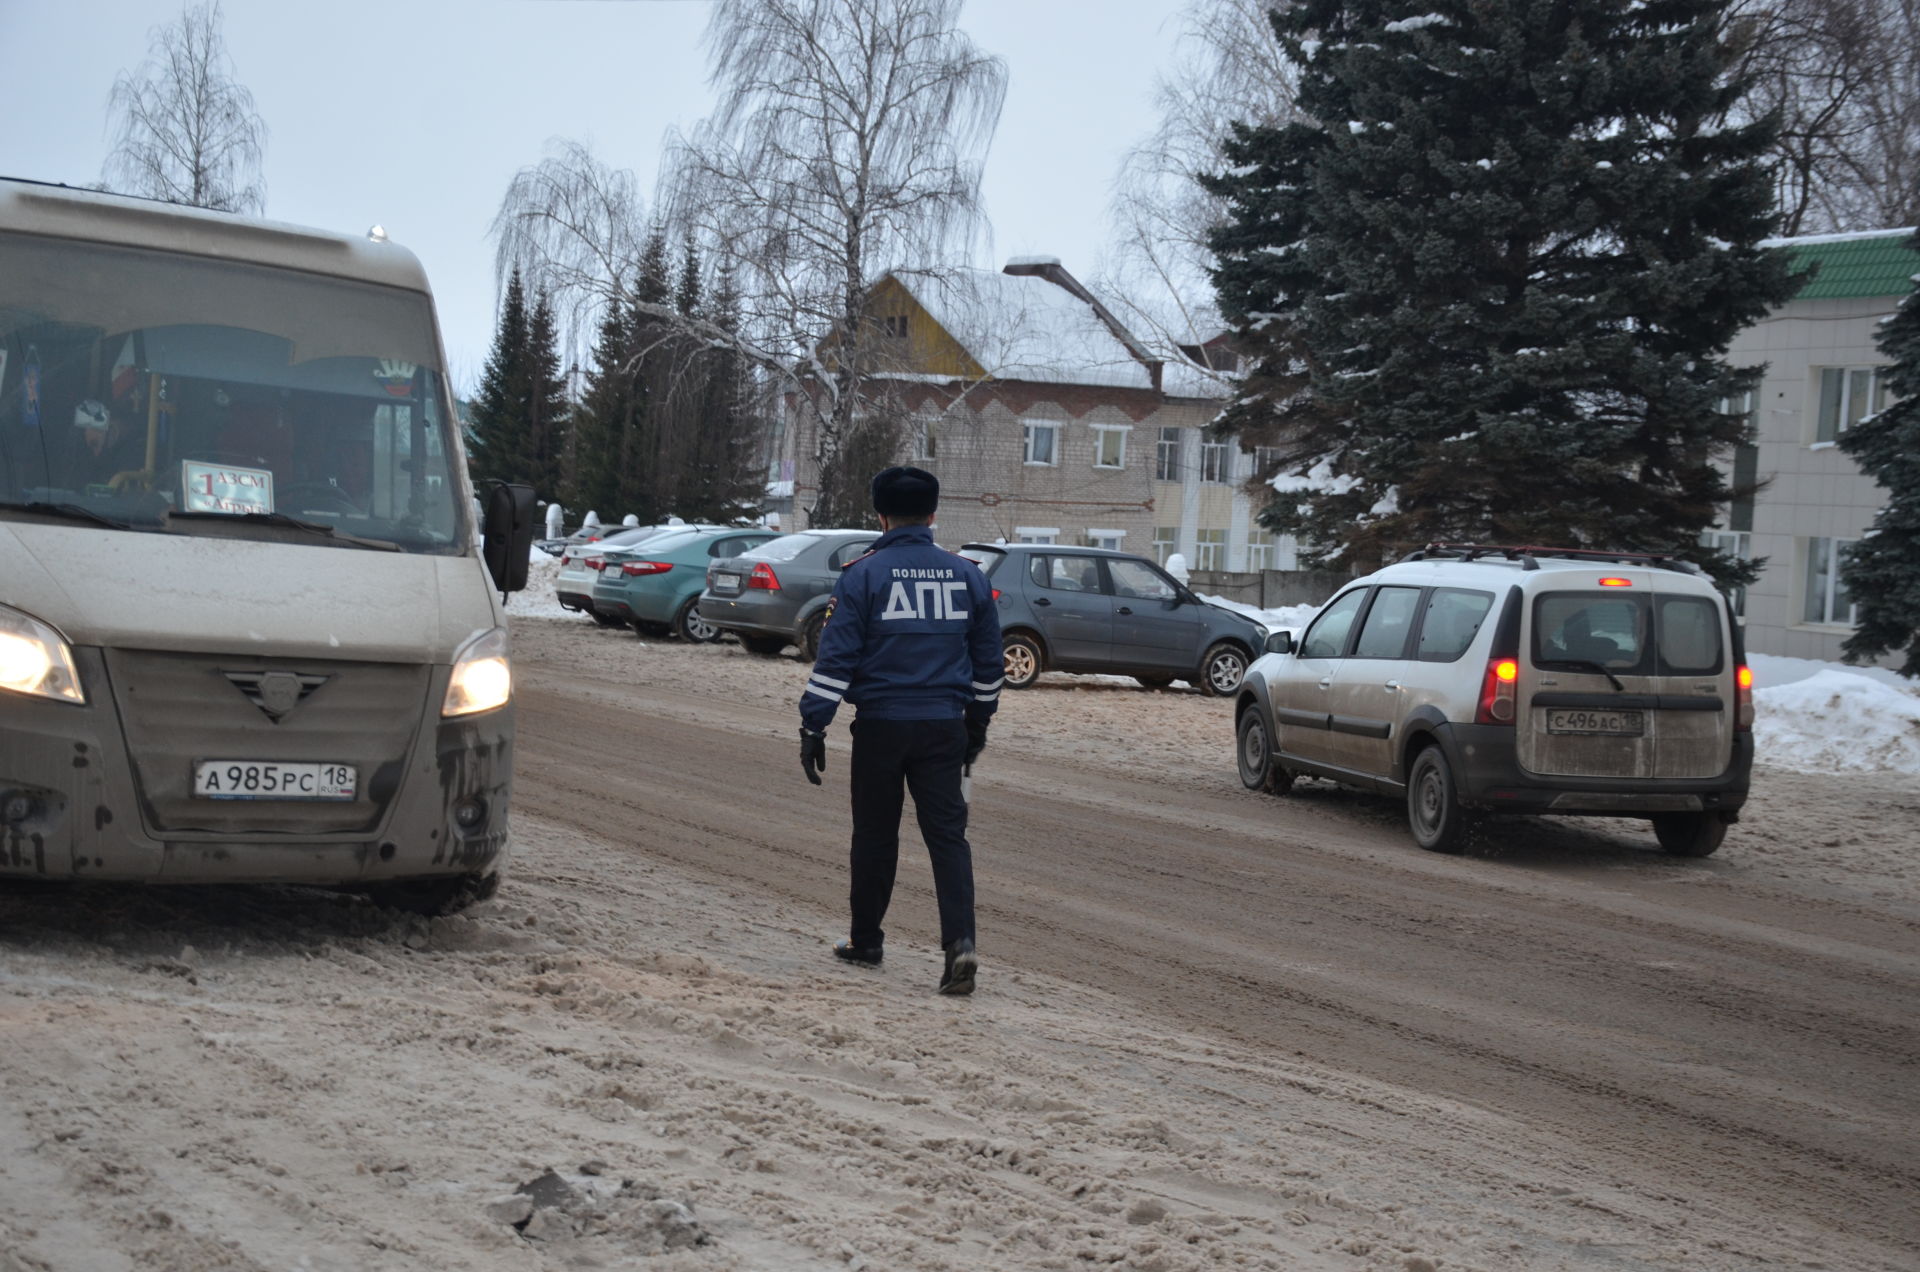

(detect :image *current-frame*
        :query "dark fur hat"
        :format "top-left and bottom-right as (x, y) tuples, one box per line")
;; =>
(870, 465), (939, 518)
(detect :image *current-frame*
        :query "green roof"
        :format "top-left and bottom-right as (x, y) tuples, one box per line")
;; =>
(1776, 230), (1920, 301)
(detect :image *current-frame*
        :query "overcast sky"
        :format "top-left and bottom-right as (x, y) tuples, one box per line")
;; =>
(1, 0), (1194, 393)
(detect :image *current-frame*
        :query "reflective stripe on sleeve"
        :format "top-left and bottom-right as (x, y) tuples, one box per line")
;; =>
(804, 684), (844, 702)
(811, 672), (851, 690)
(971, 678), (1004, 692)
(973, 690), (999, 703)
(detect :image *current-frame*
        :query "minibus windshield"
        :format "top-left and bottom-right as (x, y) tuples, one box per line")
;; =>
(0, 232), (467, 554)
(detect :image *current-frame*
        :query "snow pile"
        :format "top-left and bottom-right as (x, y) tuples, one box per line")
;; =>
(1754, 669), (1920, 774)
(505, 551), (588, 622)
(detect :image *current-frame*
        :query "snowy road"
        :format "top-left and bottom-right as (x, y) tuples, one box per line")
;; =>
(1, 615), (1915, 1270)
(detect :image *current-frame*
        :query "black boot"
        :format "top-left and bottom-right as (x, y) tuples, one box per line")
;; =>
(938, 938), (977, 996)
(833, 938), (883, 966)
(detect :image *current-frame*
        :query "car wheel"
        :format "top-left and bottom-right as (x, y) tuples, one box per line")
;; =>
(1651, 812), (1728, 857)
(739, 634), (787, 656)
(365, 871), (499, 916)
(1135, 675), (1174, 690)
(674, 597), (720, 643)
(801, 612), (828, 662)
(1236, 707), (1294, 795)
(1003, 634), (1044, 688)
(1198, 642), (1249, 697)
(1407, 744), (1476, 854)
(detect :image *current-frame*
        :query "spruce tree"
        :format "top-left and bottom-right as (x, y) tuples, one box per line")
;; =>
(524, 290), (571, 501)
(623, 227), (674, 522)
(1207, 0), (1803, 583)
(468, 267), (530, 487)
(1837, 232), (1920, 677)
(570, 296), (632, 519)
(685, 263), (766, 523)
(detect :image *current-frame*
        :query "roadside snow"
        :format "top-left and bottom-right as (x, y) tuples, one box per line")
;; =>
(1198, 594), (1321, 636)
(1755, 670), (1920, 775)
(505, 551), (588, 622)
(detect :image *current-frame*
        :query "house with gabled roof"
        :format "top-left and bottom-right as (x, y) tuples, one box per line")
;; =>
(783, 257), (1292, 572)
(1711, 228), (1919, 662)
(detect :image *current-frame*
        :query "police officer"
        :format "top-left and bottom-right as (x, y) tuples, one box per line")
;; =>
(798, 465), (1003, 995)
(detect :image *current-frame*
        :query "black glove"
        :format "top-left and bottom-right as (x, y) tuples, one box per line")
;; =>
(800, 727), (827, 785)
(964, 715), (989, 770)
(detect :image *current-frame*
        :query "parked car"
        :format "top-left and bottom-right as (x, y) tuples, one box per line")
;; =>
(537, 520), (634, 558)
(957, 543), (1264, 695)
(1233, 544), (1753, 856)
(554, 523), (718, 623)
(699, 529), (880, 658)
(590, 527), (780, 641)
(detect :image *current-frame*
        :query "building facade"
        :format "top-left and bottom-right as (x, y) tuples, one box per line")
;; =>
(1715, 230), (1917, 662)
(782, 259), (1297, 570)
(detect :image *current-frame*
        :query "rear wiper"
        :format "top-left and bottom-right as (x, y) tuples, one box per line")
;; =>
(0, 499), (133, 530)
(1543, 658), (1627, 692)
(166, 509), (402, 552)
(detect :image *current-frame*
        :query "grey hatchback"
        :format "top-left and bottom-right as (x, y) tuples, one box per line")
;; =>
(699, 529), (880, 658)
(959, 543), (1266, 694)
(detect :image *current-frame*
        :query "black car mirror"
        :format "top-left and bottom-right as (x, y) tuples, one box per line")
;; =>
(1264, 630), (1295, 655)
(481, 480), (537, 595)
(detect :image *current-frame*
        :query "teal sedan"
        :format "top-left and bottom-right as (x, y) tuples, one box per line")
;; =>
(589, 527), (778, 641)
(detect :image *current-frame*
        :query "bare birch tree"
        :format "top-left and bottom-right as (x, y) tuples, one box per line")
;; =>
(1097, 0), (1302, 387)
(1729, 0), (1920, 235)
(101, 0), (267, 214)
(664, 0), (1007, 527)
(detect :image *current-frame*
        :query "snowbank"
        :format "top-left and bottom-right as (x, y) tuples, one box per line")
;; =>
(1198, 593), (1321, 636)
(504, 551), (589, 622)
(1754, 669), (1920, 775)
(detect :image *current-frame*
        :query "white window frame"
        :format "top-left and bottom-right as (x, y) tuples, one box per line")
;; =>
(1199, 439), (1230, 484)
(1086, 528), (1126, 551)
(1151, 526), (1176, 564)
(1015, 526), (1059, 545)
(1091, 423), (1130, 469)
(1022, 419), (1060, 466)
(1814, 366), (1891, 444)
(1194, 527), (1226, 571)
(1155, 427), (1181, 481)
(1802, 536), (1858, 626)
(1700, 528), (1751, 617)
(1252, 446), (1283, 476)
(1246, 528), (1275, 572)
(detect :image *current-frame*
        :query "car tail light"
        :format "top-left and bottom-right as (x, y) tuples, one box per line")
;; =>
(1475, 657), (1518, 725)
(748, 563), (781, 590)
(991, 588), (1001, 601)
(620, 561), (673, 577)
(1735, 664), (1754, 731)
(584, 557), (605, 572)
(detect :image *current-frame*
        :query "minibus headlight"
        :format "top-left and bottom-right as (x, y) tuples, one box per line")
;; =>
(0, 605), (85, 705)
(443, 627), (511, 717)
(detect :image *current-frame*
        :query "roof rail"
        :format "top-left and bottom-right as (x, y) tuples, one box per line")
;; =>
(1399, 543), (1701, 574)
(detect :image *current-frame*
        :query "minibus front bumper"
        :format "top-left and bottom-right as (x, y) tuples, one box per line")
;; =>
(0, 647), (513, 884)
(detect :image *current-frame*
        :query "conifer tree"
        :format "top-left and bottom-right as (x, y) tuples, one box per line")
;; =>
(468, 267), (530, 487)
(524, 290), (571, 501)
(683, 264), (765, 523)
(623, 227), (675, 521)
(1838, 232), (1920, 676)
(570, 296), (632, 518)
(1208, 0), (1804, 583)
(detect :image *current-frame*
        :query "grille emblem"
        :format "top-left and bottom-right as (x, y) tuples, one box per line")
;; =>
(223, 670), (330, 720)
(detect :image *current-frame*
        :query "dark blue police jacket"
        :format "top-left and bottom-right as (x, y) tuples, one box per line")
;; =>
(800, 525), (1004, 732)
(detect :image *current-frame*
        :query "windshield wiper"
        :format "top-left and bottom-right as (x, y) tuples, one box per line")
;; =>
(165, 509), (402, 552)
(0, 500), (134, 530)
(1543, 658), (1627, 692)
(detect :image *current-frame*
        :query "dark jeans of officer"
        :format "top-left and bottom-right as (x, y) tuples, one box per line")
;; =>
(847, 717), (973, 951)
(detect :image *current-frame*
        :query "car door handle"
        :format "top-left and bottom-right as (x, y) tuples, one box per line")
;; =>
(1117, 606), (1133, 615)
(1385, 680), (1401, 691)
(1318, 677), (1333, 688)
(1034, 597), (1051, 607)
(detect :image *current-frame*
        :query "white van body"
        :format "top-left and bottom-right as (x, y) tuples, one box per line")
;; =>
(0, 180), (517, 908)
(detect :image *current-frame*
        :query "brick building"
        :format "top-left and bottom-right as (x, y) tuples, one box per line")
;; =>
(779, 258), (1295, 569)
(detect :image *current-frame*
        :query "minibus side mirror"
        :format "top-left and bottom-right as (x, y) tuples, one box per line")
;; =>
(481, 481), (538, 595)
(1264, 630), (1294, 656)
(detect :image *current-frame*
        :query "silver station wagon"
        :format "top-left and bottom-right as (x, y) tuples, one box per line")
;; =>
(1235, 545), (1753, 856)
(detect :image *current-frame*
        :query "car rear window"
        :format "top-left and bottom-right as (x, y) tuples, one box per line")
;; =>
(632, 530), (703, 556)
(1415, 588), (1495, 662)
(743, 533), (822, 563)
(959, 548), (1004, 576)
(1532, 591), (1723, 676)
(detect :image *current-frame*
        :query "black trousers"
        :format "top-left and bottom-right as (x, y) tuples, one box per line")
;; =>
(847, 717), (974, 950)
